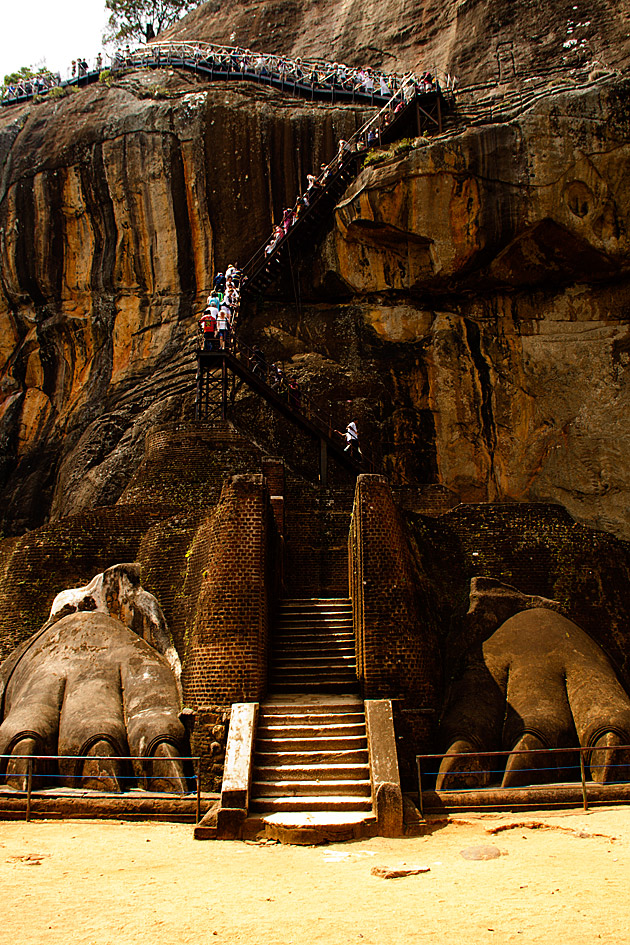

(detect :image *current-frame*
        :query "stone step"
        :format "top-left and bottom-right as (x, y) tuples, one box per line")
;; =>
(270, 674), (358, 686)
(275, 608), (352, 623)
(257, 735), (367, 752)
(274, 632), (353, 641)
(257, 711), (365, 726)
(250, 795), (373, 813)
(255, 748), (368, 765)
(252, 779), (371, 797)
(273, 644), (355, 656)
(270, 682), (360, 694)
(274, 623), (353, 631)
(276, 617), (352, 624)
(257, 722), (366, 738)
(272, 658), (356, 672)
(278, 598), (350, 606)
(274, 607), (352, 622)
(254, 763), (369, 781)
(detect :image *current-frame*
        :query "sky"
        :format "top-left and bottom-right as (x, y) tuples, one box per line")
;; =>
(1, 0), (112, 81)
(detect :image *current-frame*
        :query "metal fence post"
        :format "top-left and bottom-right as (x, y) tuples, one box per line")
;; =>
(416, 756), (424, 819)
(26, 757), (33, 823)
(579, 748), (589, 811)
(196, 757), (201, 824)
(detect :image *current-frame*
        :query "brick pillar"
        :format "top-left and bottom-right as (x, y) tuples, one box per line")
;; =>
(182, 473), (275, 706)
(261, 457), (285, 538)
(349, 474), (441, 758)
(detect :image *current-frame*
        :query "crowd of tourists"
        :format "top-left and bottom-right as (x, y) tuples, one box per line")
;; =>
(2, 39), (442, 107)
(198, 265), (242, 351)
(116, 42), (416, 100)
(1, 54), (104, 102)
(260, 71), (430, 257)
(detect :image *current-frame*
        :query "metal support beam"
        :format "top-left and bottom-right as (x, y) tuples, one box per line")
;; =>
(320, 438), (328, 489)
(222, 357), (228, 421)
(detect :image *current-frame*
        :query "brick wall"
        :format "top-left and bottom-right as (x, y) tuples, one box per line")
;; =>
(181, 473), (278, 707)
(349, 475), (441, 742)
(283, 477), (354, 597)
(0, 505), (167, 661)
(119, 421), (263, 511)
(408, 502), (630, 691)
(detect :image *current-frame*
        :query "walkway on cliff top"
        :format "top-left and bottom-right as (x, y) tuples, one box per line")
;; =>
(1, 41), (430, 109)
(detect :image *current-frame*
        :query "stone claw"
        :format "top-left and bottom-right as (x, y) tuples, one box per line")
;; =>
(436, 738), (490, 791)
(80, 739), (126, 792)
(502, 732), (549, 788)
(5, 737), (40, 791)
(145, 741), (188, 793)
(589, 731), (630, 784)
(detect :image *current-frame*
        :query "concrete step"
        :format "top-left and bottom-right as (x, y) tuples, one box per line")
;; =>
(257, 735), (367, 752)
(253, 811), (377, 845)
(257, 723), (366, 738)
(254, 763), (370, 781)
(252, 779), (371, 797)
(255, 748), (368, 765)
(250, 795), (373, 813)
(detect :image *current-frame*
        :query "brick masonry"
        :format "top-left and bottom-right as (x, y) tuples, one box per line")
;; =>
(349, 474), (442, 768)
(182, 473), (279, 708)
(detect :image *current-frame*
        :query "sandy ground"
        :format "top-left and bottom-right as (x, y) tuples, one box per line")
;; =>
(1, 806), (629, 945)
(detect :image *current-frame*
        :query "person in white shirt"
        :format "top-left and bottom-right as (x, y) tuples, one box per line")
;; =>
(217, 303), (231, 349)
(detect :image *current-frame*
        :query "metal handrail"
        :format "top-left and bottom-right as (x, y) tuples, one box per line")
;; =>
(240, 74), (423, 280)
(197, 332), (381, 475)
(1, 751), (204, 822)
(416, 742), (630, 816)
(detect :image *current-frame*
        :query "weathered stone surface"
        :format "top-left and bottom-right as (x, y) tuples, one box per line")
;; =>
(302, 79), (630, 537)
(161, 0), (630, 84)
(0, 74), (369, 534)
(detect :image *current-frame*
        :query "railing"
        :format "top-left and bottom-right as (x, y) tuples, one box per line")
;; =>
(197, 332), (383, 475)
(240, 73), (423, 283)
(1, 40), (440, 107)
(417, 743), (630, 815)
(115, 41), (414, 95)
(1, 752), (204, 822)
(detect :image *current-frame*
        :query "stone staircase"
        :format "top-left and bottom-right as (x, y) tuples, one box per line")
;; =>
(249, 697), (372, 818)
(269, 598), (358, 693)
(246, 598), (375, 841)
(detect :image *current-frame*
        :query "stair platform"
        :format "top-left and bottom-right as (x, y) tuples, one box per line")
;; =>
(246, 810), (377, 845)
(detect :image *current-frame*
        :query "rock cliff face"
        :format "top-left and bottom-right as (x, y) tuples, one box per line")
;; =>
(309, 79), (630, 536)
(0, 72), (369, 532)
(162, 0), (630, 83)
(1, 9), (630, 545)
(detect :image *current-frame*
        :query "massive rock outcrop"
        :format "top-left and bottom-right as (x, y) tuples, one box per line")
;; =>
(309, 78), (630, 536)
(0, 2), (629, 545)
(162, 0), (630, 83)
(0, 72), (370, 532)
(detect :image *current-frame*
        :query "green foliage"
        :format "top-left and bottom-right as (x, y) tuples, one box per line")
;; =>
(47, 86), (67, 100)
(103, 0), (206, 45)
(362, 136), (419, 169)
(4, 65), (39, 85)
(99, 68), (113, 86)
(393, 137), (414, 154)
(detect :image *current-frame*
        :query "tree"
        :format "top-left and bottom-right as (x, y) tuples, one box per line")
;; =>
(4, 65), (53, 86)
(103, 0), (205, 45)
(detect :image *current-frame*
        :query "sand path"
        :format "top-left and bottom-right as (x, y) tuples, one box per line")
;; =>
(1, 805), (629, 944)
